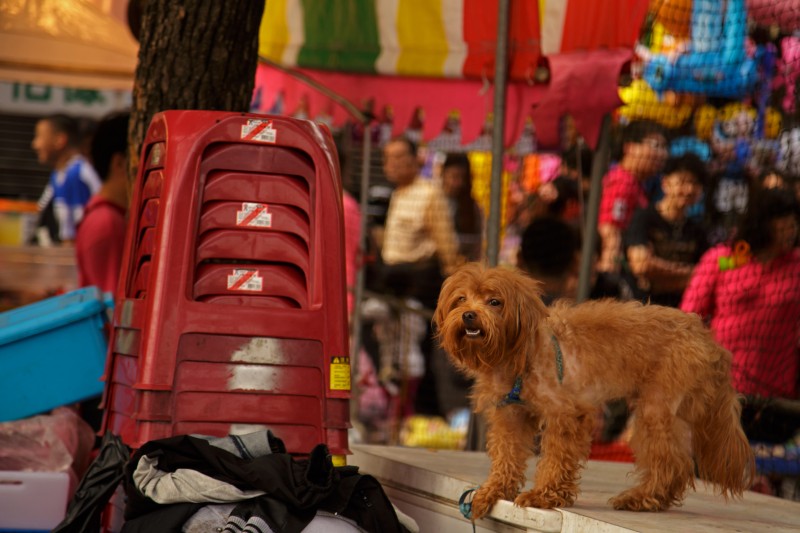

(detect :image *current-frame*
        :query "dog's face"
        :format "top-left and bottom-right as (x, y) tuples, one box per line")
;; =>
(434, 263), (548, 376)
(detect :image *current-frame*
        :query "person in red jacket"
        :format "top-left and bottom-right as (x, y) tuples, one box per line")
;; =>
(597, 120), (668, 273)
(75, 112), (130, 295)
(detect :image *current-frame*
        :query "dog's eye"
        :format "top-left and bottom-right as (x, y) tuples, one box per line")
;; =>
(488, 298), (502, 307)
(458, 296), (466, 303)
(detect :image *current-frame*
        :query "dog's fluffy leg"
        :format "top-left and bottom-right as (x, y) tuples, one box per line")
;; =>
(515, 408), (594, 510)
(470, 407), (538, 520)
(609, 396), (695, 511)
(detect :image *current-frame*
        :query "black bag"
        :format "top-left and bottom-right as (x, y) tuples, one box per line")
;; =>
(51, 432), (131, 533)
(324, 466), (410, 533)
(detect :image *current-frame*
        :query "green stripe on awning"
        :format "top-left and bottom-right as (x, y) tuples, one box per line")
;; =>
(297, 0), (381, 73)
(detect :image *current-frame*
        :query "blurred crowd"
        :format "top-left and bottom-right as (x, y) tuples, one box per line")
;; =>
(348, 117), (800, 500)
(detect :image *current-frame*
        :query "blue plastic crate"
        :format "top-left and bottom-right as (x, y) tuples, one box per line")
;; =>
(0, 287), (112, 422)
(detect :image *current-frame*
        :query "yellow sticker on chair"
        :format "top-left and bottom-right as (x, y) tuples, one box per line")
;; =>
(330, 356), (351, 391)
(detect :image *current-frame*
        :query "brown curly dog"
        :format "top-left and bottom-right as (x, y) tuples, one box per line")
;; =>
(434, 263), (754, 520)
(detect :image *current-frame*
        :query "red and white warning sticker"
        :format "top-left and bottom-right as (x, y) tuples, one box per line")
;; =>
(236, 202), (272, 228)
(241, 119), (277, 143)
(227, 269), (263, 292)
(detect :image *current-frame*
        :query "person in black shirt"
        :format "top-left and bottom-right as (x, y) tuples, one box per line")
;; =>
(623, 153), (709, 307)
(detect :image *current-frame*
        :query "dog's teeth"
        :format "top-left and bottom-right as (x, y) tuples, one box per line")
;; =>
(465, 329), (481, 337)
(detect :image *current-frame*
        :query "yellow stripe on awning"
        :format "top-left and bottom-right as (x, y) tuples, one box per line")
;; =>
(259, 0), (289, 63)
(396, 0), (449, 76)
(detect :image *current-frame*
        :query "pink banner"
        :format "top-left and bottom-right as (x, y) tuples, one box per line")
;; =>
(254, 51), (629, 150)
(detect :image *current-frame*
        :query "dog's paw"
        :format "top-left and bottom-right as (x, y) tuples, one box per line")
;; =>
(609, 490), (670, 512)
(470, 486), (504, 520)
(515, 488), (575, 510)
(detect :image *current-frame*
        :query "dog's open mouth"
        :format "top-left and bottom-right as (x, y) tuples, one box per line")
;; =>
(464, 328), (483, 338)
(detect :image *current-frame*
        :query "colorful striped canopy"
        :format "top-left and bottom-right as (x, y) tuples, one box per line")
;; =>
(256, 0), (649, 148)
(259, 0), (648, 82)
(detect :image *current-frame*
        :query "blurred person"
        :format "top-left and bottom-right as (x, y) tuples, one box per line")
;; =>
(681, 188), (800, 400)
(432, 151), (482, 422)
(32, 114), (102, 245)
(379, 136), (462, 309)
(533, 175), (582, 225)
(379, 136), (463, 416)
(72, 112), (129, 434)
(560, 142), (594, 183)
(75, 112), (130, 295)
(559, 142), (594, 209)
(76, 117), (98, 158)
(441, 152), (483, 261)
(623, 153), (710, 307)
(518, 216), (625, 303)
(517, 216), (581, 304)
(597, 120), (668, 273)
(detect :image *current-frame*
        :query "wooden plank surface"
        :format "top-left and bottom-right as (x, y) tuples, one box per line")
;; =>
(351, 445), (799, 533)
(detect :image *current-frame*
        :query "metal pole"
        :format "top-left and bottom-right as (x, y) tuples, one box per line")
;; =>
(485, 0), (511, 267)
(577, 114), (612, 302)
(350, 125), (371, 377)
(466, 0), (510, 452)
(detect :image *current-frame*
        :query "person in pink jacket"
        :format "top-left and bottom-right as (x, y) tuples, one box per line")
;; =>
(681, 188), (800, 399)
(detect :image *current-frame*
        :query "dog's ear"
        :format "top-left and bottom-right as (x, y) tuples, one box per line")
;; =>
(508, 269), (548, 357)
(433, 273), (455, 329)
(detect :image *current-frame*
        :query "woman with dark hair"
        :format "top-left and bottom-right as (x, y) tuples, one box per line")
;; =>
(441, 152), (483, 261)
(681, 188), (800, 400)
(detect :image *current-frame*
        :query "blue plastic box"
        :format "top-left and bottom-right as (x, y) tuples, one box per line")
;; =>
(0, 287), (112, 422)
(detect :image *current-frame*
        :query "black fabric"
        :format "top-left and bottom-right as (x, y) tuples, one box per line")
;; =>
(325, 466), (407, 533)
(124, 436), (333, 533)
(51, 432), (131, 533)
(123, 435), (407, 533)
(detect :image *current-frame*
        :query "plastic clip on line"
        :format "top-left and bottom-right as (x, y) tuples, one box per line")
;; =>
(459, 485), (480, 531)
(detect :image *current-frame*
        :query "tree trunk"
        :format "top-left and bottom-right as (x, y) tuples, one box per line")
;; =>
(128, 0), (265, 181)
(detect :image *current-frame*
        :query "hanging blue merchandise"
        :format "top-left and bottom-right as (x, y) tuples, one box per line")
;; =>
(643, 0), (757, 99)
(753, 44), (777, 140)
(670, 136), (712, 161)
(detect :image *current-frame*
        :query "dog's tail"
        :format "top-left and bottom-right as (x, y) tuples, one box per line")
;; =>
(691, 348), (755, 499)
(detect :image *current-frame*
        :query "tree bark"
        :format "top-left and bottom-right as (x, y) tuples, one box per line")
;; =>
(128, 0), (265, 181)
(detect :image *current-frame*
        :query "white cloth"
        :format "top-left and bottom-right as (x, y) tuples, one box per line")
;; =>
(133, 455), (266, 504)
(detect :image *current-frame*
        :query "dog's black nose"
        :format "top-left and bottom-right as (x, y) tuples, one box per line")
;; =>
(463, 311), (476, 324)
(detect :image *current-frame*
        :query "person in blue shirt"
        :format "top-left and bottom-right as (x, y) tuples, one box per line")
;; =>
(31, 113), (102, 245)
